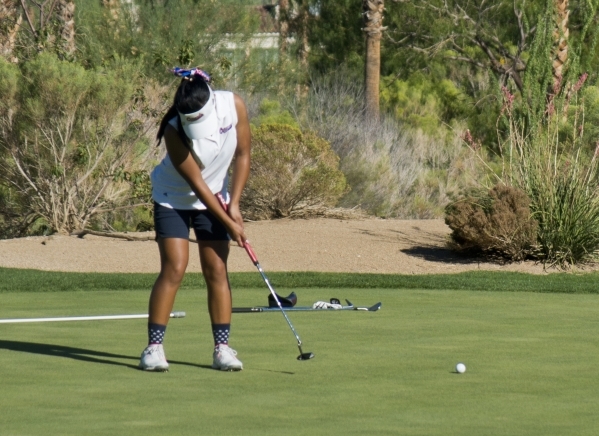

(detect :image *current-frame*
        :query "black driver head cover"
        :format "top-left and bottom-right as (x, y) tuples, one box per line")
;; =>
(268, 291), (297, 308)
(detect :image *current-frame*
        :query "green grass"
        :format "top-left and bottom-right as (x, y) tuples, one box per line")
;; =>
(1, 286), (599, 435)
(3, 267), (599, 293)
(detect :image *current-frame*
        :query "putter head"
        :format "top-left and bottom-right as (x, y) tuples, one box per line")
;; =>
(297, 352), (315, 361)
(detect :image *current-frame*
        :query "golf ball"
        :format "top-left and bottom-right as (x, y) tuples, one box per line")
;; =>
(456, 363), (466, 374)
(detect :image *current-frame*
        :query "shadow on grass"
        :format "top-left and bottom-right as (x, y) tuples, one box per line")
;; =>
(0, 340), (213, 370)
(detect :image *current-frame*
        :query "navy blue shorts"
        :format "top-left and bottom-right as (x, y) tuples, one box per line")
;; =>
(154, 202), (230, 241)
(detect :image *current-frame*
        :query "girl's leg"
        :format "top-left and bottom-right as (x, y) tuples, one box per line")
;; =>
(140, 237), (189, 371)
(199, 240), (242, 371)
(149, 237), (189, 325)
(198, 240), (231, 325)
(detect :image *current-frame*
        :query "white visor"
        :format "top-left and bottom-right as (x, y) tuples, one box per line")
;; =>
(178, 87), (218, 140)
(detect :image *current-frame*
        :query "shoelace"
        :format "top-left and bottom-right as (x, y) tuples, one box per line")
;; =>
(147, 345), (164, 357)
(217, 346), (237, 356)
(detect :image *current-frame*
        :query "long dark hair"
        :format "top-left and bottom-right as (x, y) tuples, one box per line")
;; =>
(157, 77), (211, 146)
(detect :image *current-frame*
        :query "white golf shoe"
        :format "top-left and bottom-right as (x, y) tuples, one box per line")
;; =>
(212, 344), (243, 371)
(139, 344), (169, 372)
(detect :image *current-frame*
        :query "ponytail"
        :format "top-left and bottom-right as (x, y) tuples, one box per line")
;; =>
(156, 105), (178, 145)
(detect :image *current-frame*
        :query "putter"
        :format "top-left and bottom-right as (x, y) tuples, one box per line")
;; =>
(0, 311), (186, 324)
(216, 194), (314, 361)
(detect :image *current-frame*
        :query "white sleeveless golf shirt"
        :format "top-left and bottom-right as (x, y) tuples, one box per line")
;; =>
(151, 91), (238, 210)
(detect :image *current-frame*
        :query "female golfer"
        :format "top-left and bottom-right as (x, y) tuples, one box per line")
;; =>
(139, 68), (250, 372)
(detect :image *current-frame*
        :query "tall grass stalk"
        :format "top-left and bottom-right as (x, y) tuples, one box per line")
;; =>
(502, 90), (599, 266)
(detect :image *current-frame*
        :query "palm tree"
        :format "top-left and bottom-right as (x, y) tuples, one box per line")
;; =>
(279, 0), (290, 54)
(363, 0), (384, 119)
(0, 0), (21, 62)
(552, 0), (569, 91)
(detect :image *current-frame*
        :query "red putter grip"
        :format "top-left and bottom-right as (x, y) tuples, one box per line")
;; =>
(244, 241), (259, 265)
(215, 193), (258, 264)
(215, 193), (228, 212)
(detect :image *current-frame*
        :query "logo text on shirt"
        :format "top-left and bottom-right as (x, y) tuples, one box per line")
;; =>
(220, 124), (233, 134)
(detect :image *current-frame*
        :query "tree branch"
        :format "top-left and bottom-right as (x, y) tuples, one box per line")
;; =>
(71, 229), (199, 244)
(19, 0), (37, 37)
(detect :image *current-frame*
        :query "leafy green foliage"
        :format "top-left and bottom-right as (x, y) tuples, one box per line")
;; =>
(252, 98), (299, 128)
(307, 0), (364, 74)
(0, 60), (19, 112)
(75, 0), (256, 85)
(380, 74), (473, 135)
(6, 0), (599, 232)
(241, 124), (347, 219)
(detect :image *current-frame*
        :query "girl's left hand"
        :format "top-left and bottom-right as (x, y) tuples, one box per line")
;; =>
(227, 202), (244, 230)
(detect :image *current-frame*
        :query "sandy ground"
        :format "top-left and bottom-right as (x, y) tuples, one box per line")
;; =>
(1, 218), (592, 275)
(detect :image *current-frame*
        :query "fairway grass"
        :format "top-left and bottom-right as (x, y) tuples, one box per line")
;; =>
(1, 287), (599, 435)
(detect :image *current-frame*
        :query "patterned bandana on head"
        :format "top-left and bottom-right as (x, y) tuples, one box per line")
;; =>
(171, 67), (211, 82)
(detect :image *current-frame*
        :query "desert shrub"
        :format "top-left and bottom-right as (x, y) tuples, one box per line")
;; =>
(445, 184), (538, 260)
(449, 78), (599, 266)
(501, 84), (599, 266)
(299, 75), (484, 218)
(0, 53), (167, 236)
(241, 124), (347, 220)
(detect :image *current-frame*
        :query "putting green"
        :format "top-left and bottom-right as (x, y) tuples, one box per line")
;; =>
(1, 287), (598, 435)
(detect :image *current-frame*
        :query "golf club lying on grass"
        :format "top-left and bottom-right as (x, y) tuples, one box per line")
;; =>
(0, 312), (186, 324)
(216, 193), (314, 361)
(233, 299), (382, 313)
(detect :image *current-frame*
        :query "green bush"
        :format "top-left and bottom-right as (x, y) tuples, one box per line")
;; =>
(445, 184), (538, 261)
(241, 124), (347, 220)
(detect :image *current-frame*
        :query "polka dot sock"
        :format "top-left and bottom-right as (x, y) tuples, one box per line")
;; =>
(148, 323), (167, 345)
(212, 323), (230, 347)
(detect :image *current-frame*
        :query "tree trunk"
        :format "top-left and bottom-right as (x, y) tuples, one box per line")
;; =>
(278, 0), (289, 54)
(363, 0), (384, 120)
(297, 1), (310, 68)
(56, 1), (76, 57)
(552, 0), (569, 91)
(0, 0), (21, 63)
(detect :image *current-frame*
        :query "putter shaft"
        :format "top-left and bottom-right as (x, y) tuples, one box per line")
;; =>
(216, 193), (313, 360)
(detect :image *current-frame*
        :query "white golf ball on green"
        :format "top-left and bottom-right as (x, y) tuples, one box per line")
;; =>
(456, 363), (466, 373)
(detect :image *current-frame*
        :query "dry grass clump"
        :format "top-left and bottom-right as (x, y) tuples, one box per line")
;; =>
(445, 184), (537, 260)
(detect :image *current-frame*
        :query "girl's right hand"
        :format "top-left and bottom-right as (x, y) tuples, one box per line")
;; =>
(227, 220), (247, 247)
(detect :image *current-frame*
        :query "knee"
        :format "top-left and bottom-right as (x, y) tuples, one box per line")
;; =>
(202, 262), (227, 285)
(160, 260), (187, 285)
